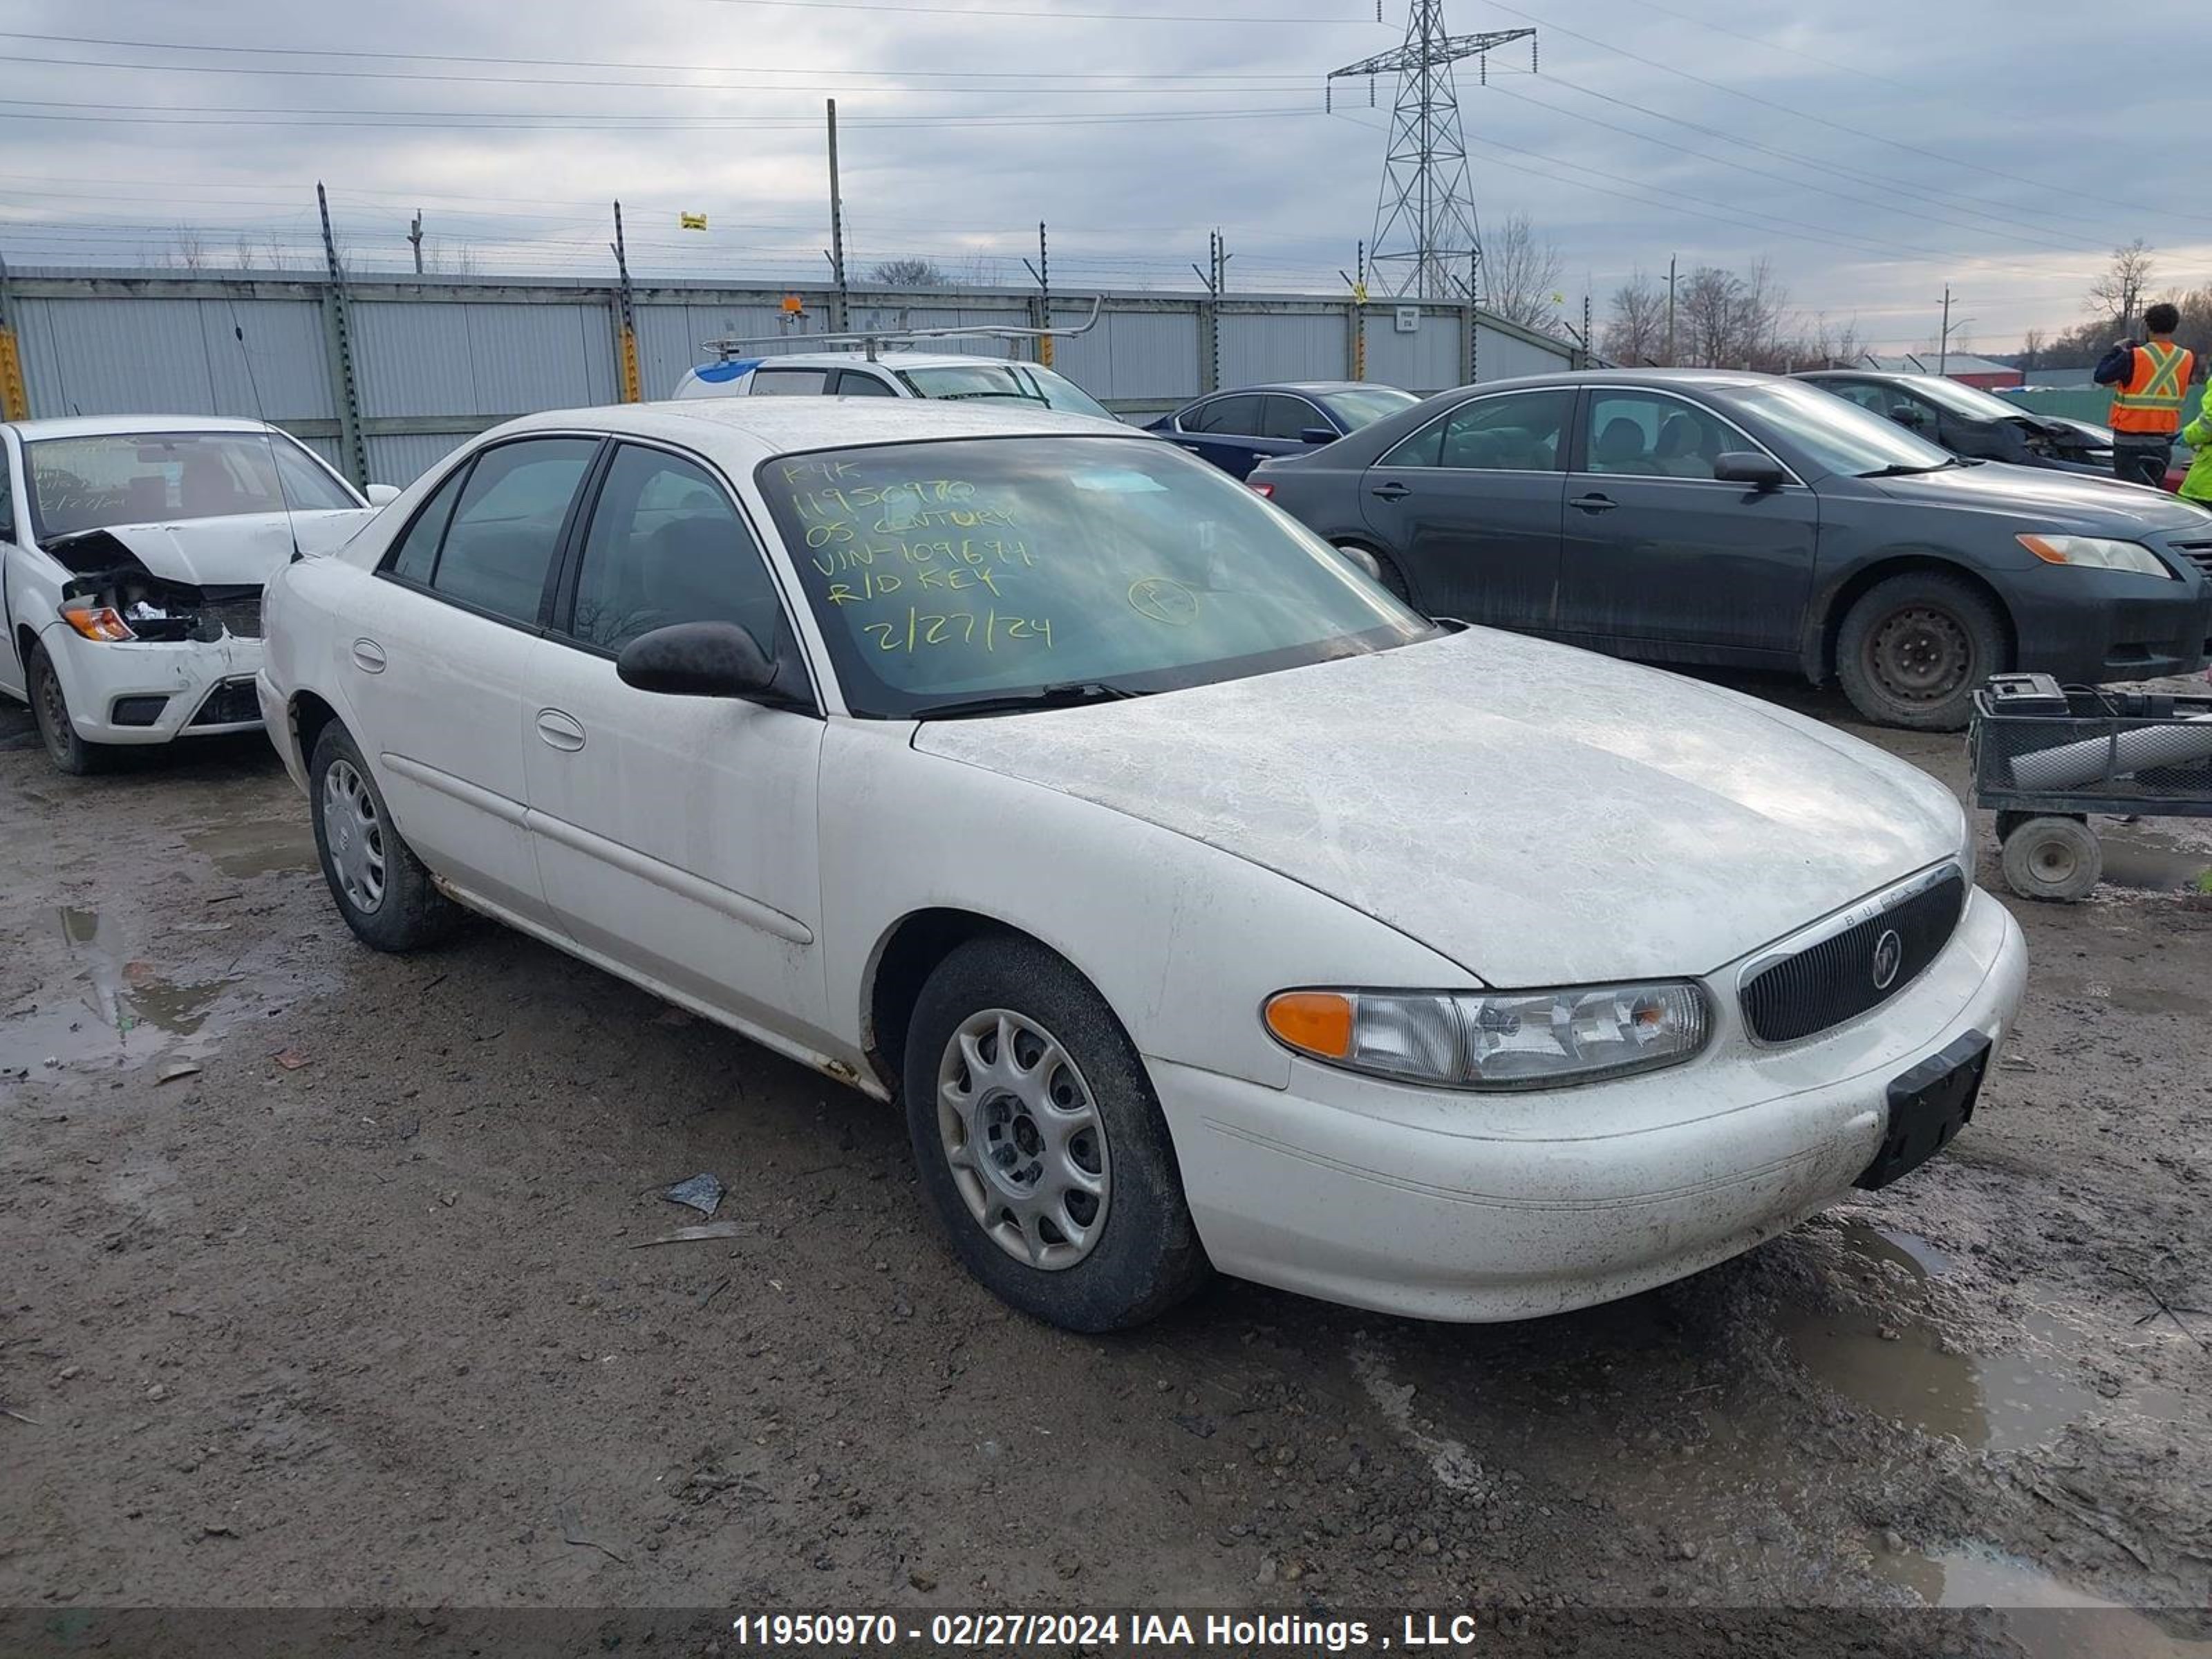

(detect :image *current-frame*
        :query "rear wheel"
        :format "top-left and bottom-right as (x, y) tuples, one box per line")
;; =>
(27, 641), (113, 776)
(1835, 572), (2007, 731)
(904, 937), (1210, 1332)
(1999, 814), (2100, 903)
(308, 722), (460, 951)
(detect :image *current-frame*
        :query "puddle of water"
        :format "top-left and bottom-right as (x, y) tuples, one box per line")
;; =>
(182, 815), (317, 880)
(1781, 1223), (2195, 1456)
(3, 906), (243, 1072)
(1881, 1546), (2211, 1657)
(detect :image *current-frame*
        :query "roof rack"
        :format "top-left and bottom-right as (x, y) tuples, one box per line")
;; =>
(704, 294), (1103, 363)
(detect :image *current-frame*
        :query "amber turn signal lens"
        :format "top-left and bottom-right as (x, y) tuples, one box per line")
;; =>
(1264, 991), (1354, 1060)
(59, 603), (134, 642)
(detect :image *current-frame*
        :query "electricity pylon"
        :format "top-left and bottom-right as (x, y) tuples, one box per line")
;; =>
(1329, 10), (1534, 301)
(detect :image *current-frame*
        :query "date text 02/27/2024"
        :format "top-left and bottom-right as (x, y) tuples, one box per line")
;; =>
(726, 1612), (1489, 1650)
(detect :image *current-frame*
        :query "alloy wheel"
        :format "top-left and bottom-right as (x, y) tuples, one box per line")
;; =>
(935, 1008), (1111, 1271)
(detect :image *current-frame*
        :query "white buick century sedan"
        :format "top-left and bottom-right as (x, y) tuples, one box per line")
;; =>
(258, 399), (2027, 1331)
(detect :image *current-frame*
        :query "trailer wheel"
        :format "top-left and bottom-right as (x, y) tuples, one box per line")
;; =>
(1999, 815), (2100, 903)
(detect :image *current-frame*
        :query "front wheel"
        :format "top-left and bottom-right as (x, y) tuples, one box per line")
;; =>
(27, 641), (113, 776)
(1834, 572), (2007, 731)
(308, 721), (460, 952)
(904, 937), (1210, 1332)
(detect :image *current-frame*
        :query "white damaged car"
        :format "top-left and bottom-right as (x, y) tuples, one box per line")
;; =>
(0, 415), (392, 774)
(257, 399), (2027, 1331)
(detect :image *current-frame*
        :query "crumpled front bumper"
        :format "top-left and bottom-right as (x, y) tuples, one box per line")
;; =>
(45, 624), (266, 744)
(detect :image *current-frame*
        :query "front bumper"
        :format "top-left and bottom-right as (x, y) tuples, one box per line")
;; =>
(2008, 561), (2212, 684)
(44, 626), (268, 744)
(1149, 887), (2026, 1322)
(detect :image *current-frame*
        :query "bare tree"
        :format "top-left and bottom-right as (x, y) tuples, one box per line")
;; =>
(2088, 239), (2156, 330)
(261, 240), (290, 271)
(171, 224), (208, 270)
(2020, 326), (2046, 376)
(1479, 212), (1566, 333)
(1602, 269), (1669, 364)
(869, 257), (951, 288)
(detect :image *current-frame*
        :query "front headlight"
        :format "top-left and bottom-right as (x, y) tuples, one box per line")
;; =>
(1264, 982), (1711, 1090)
(2017, 534), (2175, 579)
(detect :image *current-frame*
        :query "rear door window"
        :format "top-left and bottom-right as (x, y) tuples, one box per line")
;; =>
(833, 369), (896, 397)
(750, 367), (830, 396)
(424, 437), (598, 625)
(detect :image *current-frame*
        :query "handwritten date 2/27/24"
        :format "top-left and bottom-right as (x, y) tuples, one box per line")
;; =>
(861, 607), (1055, 654)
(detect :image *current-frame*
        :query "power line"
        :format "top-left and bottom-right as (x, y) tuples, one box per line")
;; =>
(0, 102), (1324, 130)
(0, 28), (1329, 82)
(1478, 0), (2212, 232)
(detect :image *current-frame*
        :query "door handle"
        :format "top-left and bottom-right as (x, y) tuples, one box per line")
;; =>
(535, 709), (587, 753)
(1370, 482), (1412, 502)
(1571, 493), (1619, 514)
(350, 637), (386, 673)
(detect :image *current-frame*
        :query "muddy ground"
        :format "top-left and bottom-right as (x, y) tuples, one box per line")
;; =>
(1, 677), (2209, 1658)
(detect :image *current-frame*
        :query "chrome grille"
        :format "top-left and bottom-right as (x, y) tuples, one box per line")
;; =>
(1739, 868), (1967, 1044)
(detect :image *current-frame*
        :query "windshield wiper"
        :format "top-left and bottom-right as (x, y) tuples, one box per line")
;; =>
(1858, 458), (1962, 478)
(914, 681), (1146, 720)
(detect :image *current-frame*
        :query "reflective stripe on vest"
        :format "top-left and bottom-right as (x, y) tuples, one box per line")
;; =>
(2111, 341), (2195, 433)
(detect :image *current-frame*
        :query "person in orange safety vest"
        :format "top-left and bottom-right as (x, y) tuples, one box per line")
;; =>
(2093, 302), (2197, 488)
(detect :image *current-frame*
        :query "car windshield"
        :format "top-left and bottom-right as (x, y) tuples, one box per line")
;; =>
(758, 435), (1432, 718)
(1727, 381), (1958, 478)
(1889, 375), (2035, 422)
(1328, 386), (1421, 429)
(24, 429), (359, 540)
(896, 363), (1115, 420)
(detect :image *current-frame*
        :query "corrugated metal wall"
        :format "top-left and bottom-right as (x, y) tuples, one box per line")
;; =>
(4, 270), (1581, 484)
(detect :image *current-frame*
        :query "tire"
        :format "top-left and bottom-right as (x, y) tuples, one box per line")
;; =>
(26, 640), (113, 776)
(1835, 572), (2007, 731)
(903, 936), (1210, 1332)
(1999, 814), (2101, 903)
(308, 721), (460, 951)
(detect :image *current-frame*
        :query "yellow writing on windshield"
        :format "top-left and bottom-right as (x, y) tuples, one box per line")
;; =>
(861, 608), (1054, 654)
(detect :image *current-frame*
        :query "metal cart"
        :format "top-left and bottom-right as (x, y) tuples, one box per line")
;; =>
(1969, 673), (2212, 901)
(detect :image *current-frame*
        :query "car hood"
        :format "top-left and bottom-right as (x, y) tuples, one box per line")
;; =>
(913, 629), (1964, 985)
(44, 508), (377, 585)
(1868, 460), (2212, 532)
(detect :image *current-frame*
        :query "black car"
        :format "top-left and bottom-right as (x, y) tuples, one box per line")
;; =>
(1147, 382), (1419, 480)
(1253, 369), (2212, 729)
(1794, 370), (2116, 478)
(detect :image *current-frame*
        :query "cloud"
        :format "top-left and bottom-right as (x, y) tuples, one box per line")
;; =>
(1, 0), (2207, 349)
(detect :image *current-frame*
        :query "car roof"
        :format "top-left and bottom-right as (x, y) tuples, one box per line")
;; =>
(1196, 382), (1380, 398)
(708, 351), (1056, 373)
(496, 396), (1138, 462)
(4, 413), (278, 441)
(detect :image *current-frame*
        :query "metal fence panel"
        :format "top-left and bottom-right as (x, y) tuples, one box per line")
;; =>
(17, 297), (220, 415)
(1362, 310), (1465, 393)
(1475, 323), (1569, 384)
(198, 299), (336, 420)
(352, 301), (478, 416)
(1054, 307), (1199, 404)
(365, 431), (467, 487)
(1220, 309), (1349, 387)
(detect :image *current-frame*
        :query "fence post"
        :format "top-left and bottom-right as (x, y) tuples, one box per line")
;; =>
(316, 185), (369, 488)
(1461, 300), (1477, 386)
(0, 251), (29, 420)
(1199, 297), (1219, 394)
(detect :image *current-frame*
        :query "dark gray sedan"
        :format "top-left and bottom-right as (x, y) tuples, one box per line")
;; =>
(1251, 369), (2212, 729)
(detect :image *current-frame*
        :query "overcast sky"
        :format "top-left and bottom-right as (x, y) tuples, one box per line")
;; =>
(1, 0), (2206, 351)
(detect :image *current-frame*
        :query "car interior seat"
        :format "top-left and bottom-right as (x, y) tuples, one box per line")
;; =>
(1593, 418), (1651, 473)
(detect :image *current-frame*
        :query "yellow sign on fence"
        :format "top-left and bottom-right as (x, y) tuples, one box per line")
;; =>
(679, 212), (709, 231)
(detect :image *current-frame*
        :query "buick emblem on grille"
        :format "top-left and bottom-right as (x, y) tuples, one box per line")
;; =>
(1871, 928), (1904, 991)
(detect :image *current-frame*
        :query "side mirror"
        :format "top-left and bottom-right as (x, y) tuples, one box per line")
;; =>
(1299, 426), (1338, 446)
(617, 621), (778, 699)
(363, 482), (403, 506)
(1888, 405), (1927, 430)
(1714, 452), (1787, 491)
